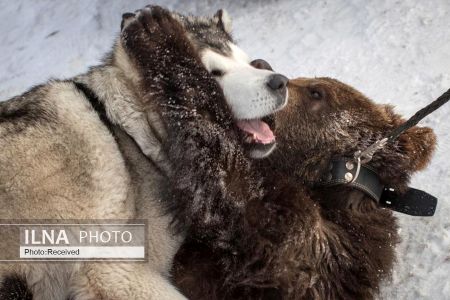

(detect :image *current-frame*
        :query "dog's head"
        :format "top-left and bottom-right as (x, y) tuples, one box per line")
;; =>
(273, 77), (436, 190)
(174, 10), (288, 158)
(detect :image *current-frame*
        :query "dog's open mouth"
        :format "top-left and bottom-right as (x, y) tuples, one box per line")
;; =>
(236, 117), (275, 144)
(236, 115), (276, 158)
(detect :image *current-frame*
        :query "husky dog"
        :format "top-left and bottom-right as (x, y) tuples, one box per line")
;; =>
(0, 6), (287, 300)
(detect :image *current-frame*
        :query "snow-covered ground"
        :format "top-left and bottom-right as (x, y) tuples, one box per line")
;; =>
(0, 0), (449, 298)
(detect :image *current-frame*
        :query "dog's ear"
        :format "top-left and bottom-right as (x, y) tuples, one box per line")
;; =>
(398, 125), (437, 172)
(214, 9), (232, 34)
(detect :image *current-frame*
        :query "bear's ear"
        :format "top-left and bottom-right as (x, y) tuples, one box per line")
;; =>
(398, 126), (437, 172)
(214, 9), (232, 34)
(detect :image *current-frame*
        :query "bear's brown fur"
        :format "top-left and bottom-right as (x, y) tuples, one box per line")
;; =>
(173, 77), (437, 299)
(122, 7), (437, 299)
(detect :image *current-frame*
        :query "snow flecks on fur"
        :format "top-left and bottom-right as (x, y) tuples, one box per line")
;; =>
(118, 17), (439, 296)
(121, 7), (263, 249)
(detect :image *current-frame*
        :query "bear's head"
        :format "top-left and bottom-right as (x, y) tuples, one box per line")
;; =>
(272, 77), (436, 191)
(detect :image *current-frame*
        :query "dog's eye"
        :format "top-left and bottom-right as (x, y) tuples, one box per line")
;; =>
(211, 69), (224, 77)
(309, 89), (323, 100)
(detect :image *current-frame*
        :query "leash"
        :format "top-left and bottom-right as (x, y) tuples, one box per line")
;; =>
(355, 88), (450, 164)
(320, 88), (450, 216)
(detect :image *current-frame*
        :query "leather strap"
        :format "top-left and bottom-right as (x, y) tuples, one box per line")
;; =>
(318, 159), (384, 202)
(317, 159), (438, 216)
(380, 187), (437, 216)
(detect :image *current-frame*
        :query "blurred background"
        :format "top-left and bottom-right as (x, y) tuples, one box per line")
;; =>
(0, 0), (449, 298)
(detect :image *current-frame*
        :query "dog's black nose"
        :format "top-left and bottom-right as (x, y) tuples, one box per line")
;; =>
(267, 74), (288, 91)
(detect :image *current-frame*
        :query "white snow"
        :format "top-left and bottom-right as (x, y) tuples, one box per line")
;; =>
(1, 0), (449, 299)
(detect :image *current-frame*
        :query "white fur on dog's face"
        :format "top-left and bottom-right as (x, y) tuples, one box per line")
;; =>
(200, 43), (288, 120)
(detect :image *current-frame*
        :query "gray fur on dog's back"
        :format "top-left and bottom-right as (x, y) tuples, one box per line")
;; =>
(0, 77), (184, 299)
(0, 5), (272, 299)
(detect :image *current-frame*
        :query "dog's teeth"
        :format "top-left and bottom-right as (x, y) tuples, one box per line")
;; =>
(244, 135), (253, 143)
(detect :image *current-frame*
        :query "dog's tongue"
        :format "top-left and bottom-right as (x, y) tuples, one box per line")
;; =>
(236, 119), (275, 144)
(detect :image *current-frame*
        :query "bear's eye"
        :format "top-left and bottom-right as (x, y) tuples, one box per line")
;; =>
(211, 69), (224, 77)
(309, 88), (323, 100)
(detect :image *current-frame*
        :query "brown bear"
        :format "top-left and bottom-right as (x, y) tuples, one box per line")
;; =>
(119, 6), (436, 299)
(173, 77), (437, 299)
